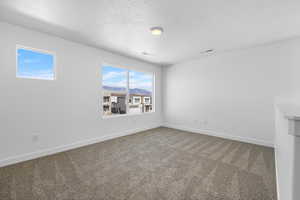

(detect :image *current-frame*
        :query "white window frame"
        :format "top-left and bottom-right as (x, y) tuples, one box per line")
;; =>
(133, 96), (142, 105)
(143, 96), (151, 105)
(110, 96), (118, 103)
(16, 45), (56, 80)
(101, 63), (155, 118)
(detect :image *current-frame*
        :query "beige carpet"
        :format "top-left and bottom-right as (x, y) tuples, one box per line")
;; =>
(0, 127), (277, 200)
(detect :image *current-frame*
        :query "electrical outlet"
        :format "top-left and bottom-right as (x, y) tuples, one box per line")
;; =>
(32, 134), (39, 142)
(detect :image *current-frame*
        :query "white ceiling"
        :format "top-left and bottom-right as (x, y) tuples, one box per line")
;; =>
(1, 0), (300, 65)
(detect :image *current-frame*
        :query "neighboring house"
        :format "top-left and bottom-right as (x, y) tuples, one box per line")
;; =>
(143, 96), (152, 112)
(103, 86), (152, 115)
(128, 94), (152, 113)
(103, 90), (127, 115)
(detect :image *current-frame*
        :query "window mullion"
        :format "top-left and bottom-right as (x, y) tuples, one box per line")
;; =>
(126, 70), (130, 114)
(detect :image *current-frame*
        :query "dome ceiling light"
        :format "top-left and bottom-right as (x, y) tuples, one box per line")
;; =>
(150, 27), (164, 36)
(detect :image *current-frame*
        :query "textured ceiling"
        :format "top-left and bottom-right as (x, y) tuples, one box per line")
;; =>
(0, 0), (300, 65)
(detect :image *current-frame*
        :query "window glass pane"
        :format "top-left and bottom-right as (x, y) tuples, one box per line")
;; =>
(129, 70), (153, 114)
(102, 66), (127, 116)
(17, 48), (55, 80)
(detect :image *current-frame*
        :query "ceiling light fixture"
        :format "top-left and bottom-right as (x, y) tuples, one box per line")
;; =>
(150, 26), (164, 36)
(201, 49), (214, 54)
(205, 49), (214, 53)
(141, 51), (149, 55)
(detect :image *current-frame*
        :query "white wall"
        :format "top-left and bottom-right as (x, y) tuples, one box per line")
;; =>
(163, 40), (300, 146)
(0, 22), (163, 166)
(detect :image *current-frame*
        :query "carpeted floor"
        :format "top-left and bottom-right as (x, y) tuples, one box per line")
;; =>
(0, 127), (277, 200)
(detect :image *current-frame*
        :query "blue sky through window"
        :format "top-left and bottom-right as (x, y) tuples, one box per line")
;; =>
(102, 66), (127, 89)
(102, 66), (153, 92)
(17, 48), (54, 80)
(129, 70), (153, 92)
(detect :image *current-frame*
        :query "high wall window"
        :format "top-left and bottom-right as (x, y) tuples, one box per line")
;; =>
(102, 65), (154, 116)
(17, 46), (55, 80)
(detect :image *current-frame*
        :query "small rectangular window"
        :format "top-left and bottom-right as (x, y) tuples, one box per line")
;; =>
(17, 46), (55, 80)
(102, 65), (154, 117)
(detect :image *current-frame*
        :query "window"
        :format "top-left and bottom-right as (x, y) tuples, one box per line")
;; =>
(17, 46), (55, 80)
(144, 97), (151, 104)
(133, 96), (141, 104)
(129, 70), (153, 114)
(102, 66), (127, 116)
(102, 65), (154, 116)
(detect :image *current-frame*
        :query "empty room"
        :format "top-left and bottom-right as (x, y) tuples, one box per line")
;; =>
(1, 0), (300, 200)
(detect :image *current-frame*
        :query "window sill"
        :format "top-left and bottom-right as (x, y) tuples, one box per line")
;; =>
(102, 111), (155, 119)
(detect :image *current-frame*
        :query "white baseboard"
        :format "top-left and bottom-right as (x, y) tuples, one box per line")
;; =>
(163, 122), (274, 147)
(0, 124), (161, 168)
(0, 123), (273, 168)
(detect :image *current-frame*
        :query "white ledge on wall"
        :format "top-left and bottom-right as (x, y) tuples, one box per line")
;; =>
(276, 101), (300, 137)
(286, 115), (300, 137)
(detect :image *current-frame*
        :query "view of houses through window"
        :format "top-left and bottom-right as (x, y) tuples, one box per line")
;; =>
(102, 65), (154, 116)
